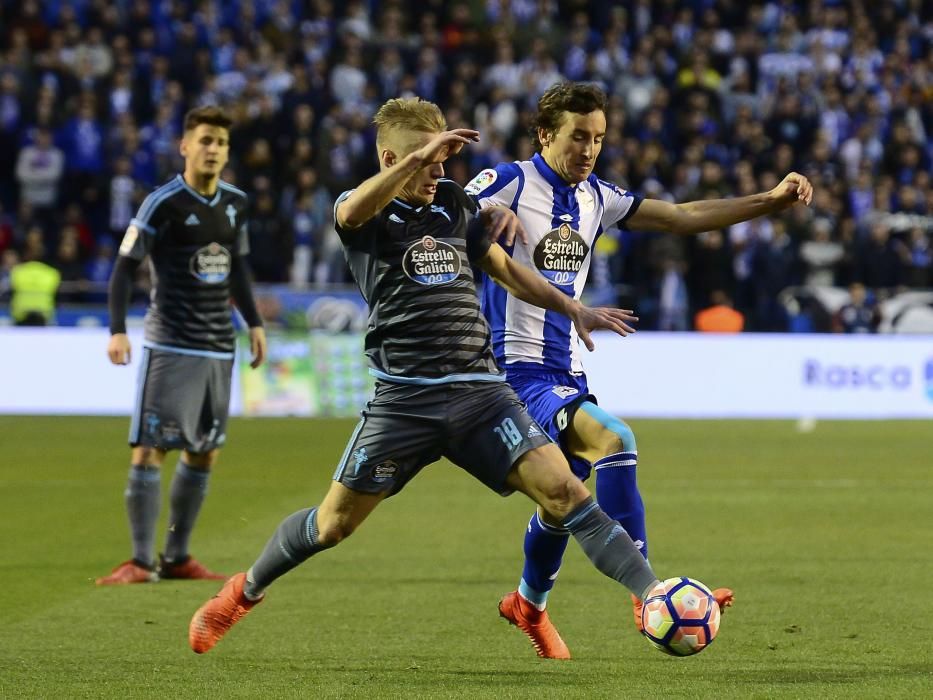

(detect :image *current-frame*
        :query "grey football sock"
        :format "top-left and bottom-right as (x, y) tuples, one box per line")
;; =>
(125, 464), (161, 568)
(163, 459), (210, 563)
(563, 497), (660, 600)
(244, 508), (330, 598)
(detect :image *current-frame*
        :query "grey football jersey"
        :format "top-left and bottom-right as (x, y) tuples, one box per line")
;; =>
(335, 179), (500, 381)
(118, 175), (249, 353)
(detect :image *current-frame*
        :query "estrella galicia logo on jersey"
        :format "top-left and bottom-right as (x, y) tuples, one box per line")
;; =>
(189, 242), (231, 284)
(464, 168), (497, 195)
(402, 235), (461, 286)
(533, 223), (589, 285)
(372, 460), (398, 482)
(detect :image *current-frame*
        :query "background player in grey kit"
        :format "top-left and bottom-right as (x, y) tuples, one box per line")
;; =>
(187, 97), (709, 657)
(98, 106), (267, 585)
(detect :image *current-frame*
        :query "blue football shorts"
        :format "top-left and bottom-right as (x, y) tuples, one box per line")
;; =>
(504, 367), (596, 481)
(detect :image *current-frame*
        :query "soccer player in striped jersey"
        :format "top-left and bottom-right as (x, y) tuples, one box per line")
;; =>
(98, 106), (267, 585)
(469, 82), (812, 658)
(188, 97), (694, 657)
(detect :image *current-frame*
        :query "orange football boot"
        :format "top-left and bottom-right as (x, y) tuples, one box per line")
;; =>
(498, 590), (571, 660)
(632, 587), (735, 632)
(189, 573), (262, 654)
(95, 559), (159, 585)
(159, 554), (225, 580)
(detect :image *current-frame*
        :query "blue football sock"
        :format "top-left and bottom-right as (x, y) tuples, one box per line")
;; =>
(594, 451), (648, 560)
(518, 511), (570, 609)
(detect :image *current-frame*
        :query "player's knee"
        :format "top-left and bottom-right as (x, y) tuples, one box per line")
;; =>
(598, 419), (637, 454)
(132, 446), (164, 467)
(183, 449), (217, 469)
(539, 475), (590, 520)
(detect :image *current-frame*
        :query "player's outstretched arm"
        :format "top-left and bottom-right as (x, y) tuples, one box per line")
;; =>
(474, 208), (637, 351)
(627, 172), (813, 235)
(336, 129), (479, 229)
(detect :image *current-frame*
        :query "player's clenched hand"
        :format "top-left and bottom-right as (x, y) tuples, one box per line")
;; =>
(569, 305), (638, 351)
(249, 326), (267, 369)
(108, 333), (132, 365)
(480, 205), (528, 245)
(769, 172), (813, 209)
(413, 129), (480, 166)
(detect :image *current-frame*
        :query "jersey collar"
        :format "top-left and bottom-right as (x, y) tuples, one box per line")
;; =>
(532, 153), (576, 192)
(176, 174), (222, 207)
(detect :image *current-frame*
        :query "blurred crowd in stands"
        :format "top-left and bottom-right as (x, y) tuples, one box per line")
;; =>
(0, 0), (929, 331)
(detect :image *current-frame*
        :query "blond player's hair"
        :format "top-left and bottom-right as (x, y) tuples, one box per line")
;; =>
(373, 97), (447, 153)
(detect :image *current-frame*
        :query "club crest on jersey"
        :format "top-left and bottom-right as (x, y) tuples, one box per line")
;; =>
(402, 235), (461, 286)
(189, 242), (231, 284)
(464, 168), (497, 195)
(533, 223), (590, 285)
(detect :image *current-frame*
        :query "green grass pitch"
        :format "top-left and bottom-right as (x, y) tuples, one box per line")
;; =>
(1, 417), (931, 699)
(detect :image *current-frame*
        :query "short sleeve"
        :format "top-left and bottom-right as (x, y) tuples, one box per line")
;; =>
(465, 162), (524, 210)
(120, 187), (171, 259)
(443, 179), (478, 221)
(596, 178), (643, 229)
(333, 189), (380, 244)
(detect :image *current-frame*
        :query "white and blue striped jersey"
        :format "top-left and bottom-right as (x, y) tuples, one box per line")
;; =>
(469, 153), (641, 373)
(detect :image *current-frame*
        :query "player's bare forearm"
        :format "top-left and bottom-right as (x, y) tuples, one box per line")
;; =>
(336, 153), (425, 229)
(479, 245), (574, 317)
(479, 245), (637, 349)
(629, 172), (813, 235)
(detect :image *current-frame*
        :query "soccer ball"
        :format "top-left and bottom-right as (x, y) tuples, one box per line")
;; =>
(641, 577), (721, 656)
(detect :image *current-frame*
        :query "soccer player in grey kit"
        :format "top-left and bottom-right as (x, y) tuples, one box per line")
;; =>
(188, 97), (701, 655)
(98, 106), (267, 585)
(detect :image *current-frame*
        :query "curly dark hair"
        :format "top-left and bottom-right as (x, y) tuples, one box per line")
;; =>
(532, 82), (608, 146)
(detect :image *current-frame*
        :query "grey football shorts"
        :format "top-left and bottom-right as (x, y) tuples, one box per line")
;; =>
(333, 379), (554, 497)
(129, 346), (233, 453)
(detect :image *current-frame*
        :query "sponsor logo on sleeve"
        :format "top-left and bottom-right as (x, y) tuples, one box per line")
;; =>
(119, 225), (139, 255)
(464, 168), (497, 195)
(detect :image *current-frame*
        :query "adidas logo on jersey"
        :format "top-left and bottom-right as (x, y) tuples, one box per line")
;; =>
(185, 213), (200, 226)
(389, 213), (404, 224)
(527, 424), (542, 438)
